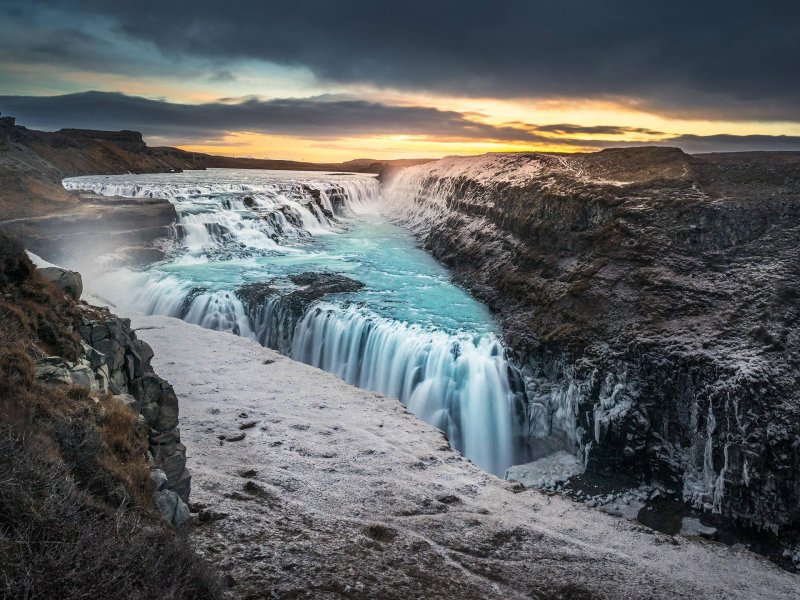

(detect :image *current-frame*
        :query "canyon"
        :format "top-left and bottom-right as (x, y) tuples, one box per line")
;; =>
(1, 121), (799, 595)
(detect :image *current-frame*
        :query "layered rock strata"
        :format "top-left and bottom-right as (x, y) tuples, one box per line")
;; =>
(383, 148), (800, 536)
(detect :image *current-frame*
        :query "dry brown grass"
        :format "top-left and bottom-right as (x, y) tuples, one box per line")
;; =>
(0, 232), (222, 598)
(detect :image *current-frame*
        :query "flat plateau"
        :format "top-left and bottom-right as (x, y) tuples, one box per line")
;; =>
(133, 313), (799, 599)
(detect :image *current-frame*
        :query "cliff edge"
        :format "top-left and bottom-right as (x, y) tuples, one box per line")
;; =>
(383, 148), (800, 539)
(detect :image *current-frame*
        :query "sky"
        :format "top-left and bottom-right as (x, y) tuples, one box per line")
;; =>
(1, 1), (799, 162)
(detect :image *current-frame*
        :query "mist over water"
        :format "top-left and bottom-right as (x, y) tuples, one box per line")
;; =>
(64, 169), (530, 474)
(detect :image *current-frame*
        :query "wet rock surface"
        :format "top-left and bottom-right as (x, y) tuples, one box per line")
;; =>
(235, 271), (364, 353)
(134, 313), (800, 599)
(383, 148), (800, 541)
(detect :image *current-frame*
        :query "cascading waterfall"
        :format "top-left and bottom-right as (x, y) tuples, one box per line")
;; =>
(68, 168), (532, 475)
(291, 304), (525, 473)
(383, 163), (585, 468)
(64, 169), (380, 255)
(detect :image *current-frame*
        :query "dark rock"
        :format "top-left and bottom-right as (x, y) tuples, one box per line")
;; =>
(198, 509), (228, 523)
(437, 494), (463, 505)
(114, 393), (140, 413)
(156, 384), (180, 431)
(154, 489), (190, 527)
(169, 467), (192, 504)
(363, 524), (398, 543)
(129, 338), (154, 377)
(150, 468), (169, 491)
(384, 148), (800, 536)
(235, 272), (364, 353)
(73, 308), (191, 506)
(243, 481), (268, 496)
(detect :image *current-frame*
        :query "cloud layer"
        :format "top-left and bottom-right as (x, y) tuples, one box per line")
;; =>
(3, 1), (799, 121)
(3, 92), (800, 154)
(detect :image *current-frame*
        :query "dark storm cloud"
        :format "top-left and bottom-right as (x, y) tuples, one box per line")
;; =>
(534, 124), (665, 136)
(0, 91), (553, 143)
(8, 0), (799, 121)
(3, 91), (799, 153)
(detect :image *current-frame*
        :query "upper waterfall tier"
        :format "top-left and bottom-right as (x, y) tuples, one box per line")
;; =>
(64, 169), (380, 256)
(63, 168), (379, 206)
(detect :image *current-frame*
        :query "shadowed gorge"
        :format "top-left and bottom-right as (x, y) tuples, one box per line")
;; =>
(1, 2), (800, 596)
(382, 148), (800, 538)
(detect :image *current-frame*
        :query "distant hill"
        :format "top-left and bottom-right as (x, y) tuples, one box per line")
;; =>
(0, 116), (432, 219)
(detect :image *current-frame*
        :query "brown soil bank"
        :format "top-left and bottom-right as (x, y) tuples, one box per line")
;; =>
(383, 148), (800, 542)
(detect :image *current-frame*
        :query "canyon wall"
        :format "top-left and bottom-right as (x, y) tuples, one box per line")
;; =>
(383, 148), (800, 535)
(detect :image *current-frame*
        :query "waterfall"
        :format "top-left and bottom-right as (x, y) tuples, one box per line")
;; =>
(92, 267), (529, 474)
(291, 303), (526, 474)
(73, 168), (531, 476)
(382, 160), (587, 465)
(63, 168), (380, 256)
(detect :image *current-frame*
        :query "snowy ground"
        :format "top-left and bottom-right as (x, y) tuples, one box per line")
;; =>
(132, 314), (799, 599)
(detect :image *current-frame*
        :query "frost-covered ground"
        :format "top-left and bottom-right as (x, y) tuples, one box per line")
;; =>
(131, 313), (798, 599)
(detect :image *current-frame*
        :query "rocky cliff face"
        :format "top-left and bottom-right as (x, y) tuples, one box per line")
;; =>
(383, 148), (800, 536)
(76, 309), (192, 520)
(3, 236), (191, 525)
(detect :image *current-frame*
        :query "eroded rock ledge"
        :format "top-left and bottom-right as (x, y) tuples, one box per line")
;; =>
(383, 148), (800, 538)
(235, 271), (365, 353)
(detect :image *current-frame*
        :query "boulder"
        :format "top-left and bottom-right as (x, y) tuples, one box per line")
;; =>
(169, 467), (192, 504)
(154, 489), (190, 527)
(114, 393), (140, 413)
(150, 468), (169, 491)
(37, 265), (82, 300)
(69, 363), (95, 389)
(34, 361), (71, 384)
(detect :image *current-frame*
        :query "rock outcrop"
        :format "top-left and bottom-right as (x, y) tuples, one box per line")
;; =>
(73, 309), (191, 518)
(29, 308), (191, 526)
(383, 148), (800, 537)
(36, 265), (83, 300)
(236, 272), (364, 353)
(10, 243), (192, 525)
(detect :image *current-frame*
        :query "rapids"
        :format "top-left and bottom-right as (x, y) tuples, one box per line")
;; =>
(64, 169), (531, 474)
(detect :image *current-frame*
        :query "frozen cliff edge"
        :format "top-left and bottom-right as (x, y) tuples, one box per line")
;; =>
(382, 148), (800, 538)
